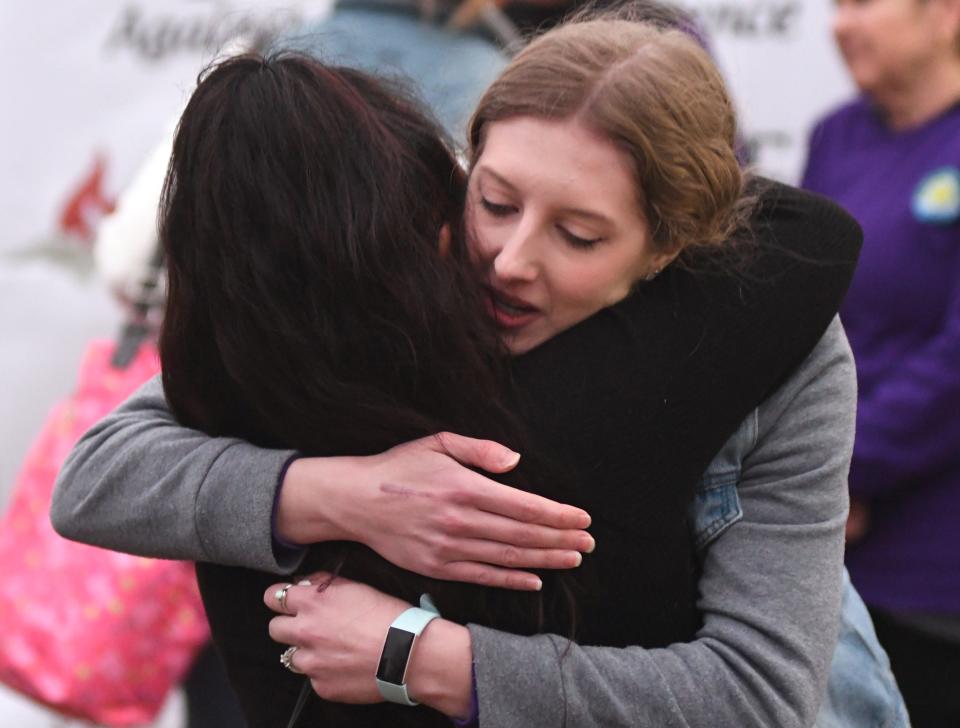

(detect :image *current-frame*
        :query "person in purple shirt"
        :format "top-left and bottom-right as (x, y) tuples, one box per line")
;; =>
(802, 0), (960, 724)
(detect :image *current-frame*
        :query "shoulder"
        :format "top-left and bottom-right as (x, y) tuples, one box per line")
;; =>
(751, 178), (850, 225)
(807, 97), (876, 155)
(756, 317), (856, 445)
(675, 179), (862, 267)
(812, 96), (873, 135)
(741, 179), (863, 268)
(736, 318), (855, 529)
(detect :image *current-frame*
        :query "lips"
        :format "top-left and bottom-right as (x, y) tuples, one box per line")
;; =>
(485, 286), (541, 329)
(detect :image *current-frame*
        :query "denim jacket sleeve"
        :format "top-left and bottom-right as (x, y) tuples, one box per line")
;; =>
(689, 409), (756, 551)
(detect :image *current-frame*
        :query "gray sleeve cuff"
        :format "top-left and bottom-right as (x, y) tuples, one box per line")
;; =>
(195, 441), (306, 574)
(53, 375), (306, 574)
(468, 624), (566, 728)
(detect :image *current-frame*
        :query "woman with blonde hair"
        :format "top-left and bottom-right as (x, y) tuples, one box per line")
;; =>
(56, 9), (862, 728)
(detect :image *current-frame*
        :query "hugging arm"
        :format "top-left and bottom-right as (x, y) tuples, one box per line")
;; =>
(52, 378), (591, 583)
(469, 319), (855, 728)
(51, 375), (301, 573)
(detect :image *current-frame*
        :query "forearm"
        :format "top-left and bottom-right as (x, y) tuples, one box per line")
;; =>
(51, 375), (303, 573)
(470, 517), (846, 728)
(469, 321), (854, 728)
(53, 378), (592, 586)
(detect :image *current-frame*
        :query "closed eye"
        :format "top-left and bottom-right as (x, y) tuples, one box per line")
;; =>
(559, 226), (603, 249)
(481, 197), (516, 217)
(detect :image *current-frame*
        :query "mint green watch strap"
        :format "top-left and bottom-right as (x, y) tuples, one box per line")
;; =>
(375, 594), (441, 706)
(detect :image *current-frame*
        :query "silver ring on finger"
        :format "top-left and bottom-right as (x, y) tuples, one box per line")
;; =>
(275, 583), (295, 613)
(280, 645), (303, 674)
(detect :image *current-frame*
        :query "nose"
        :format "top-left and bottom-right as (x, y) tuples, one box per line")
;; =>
(492, 224), (539, 283)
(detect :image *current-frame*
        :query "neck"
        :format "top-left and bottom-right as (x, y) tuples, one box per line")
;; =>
(872, 58), (960, 131)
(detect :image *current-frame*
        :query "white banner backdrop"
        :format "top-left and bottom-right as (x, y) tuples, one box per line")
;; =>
(2, 1), (336, 255)
(680, 0), (854, 181)
(0, 0), (335, 535)
(1, 0), (853, 257)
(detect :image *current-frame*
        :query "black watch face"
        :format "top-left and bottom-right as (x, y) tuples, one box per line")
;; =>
(376, 627), (416, 684)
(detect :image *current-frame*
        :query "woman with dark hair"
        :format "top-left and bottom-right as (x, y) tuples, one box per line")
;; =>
(56, 17), (860, 728)
(159, 58), (497, 453)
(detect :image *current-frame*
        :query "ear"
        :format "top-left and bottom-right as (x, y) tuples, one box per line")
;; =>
(648, 250), (680, 280)
(438, 223), (452, 258)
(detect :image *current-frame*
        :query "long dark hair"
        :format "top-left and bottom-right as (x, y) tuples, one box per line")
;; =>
(159, 53), (574, 726)
(161, 53), (516, 455)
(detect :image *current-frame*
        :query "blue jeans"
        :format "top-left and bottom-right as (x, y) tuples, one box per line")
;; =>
(818, 571), (912, 727)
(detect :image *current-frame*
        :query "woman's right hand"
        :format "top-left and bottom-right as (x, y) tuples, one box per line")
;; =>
(276, 432), (594, 591)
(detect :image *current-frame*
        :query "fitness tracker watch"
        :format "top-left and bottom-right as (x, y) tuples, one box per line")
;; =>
(375, 594), (440, 706)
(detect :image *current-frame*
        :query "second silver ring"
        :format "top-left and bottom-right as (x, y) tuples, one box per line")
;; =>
(280, 645), (303, 674)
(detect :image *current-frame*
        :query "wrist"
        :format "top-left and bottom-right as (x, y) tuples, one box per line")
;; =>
(275, 455), (367, 544)
(405, 619), (473, 719)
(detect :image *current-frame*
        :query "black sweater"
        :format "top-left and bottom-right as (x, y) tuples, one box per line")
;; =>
(196, 181), (861, 727)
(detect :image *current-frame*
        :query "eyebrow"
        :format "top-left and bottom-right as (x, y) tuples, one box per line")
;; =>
(477, 167), (615, 227)
(560, 207), (615, 226)
(477, 167), (518, 192)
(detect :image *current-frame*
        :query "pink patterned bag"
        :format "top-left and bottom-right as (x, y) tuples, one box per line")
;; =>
(0, 340), (210, 726)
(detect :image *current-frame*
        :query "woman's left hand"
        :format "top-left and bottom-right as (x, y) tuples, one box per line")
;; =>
(265, 573), (408, 704)
(265, 573), (475, 716)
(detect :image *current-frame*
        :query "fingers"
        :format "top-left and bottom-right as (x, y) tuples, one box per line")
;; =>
(466, 478), (591, 530)
(428, 533), (586, 589)
(432, 431), (521, 473)
(454, 510), (595, 553)
(263, 578), (322, 615)
(455, 538), (583, 570)
(424, 431), (592, 529)
(442, 561), (545, 591)
(268, 614), (298, 645)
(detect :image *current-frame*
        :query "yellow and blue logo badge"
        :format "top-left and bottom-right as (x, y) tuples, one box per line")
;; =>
(912, 166), (960, 225)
